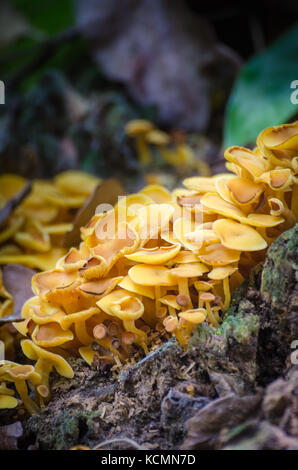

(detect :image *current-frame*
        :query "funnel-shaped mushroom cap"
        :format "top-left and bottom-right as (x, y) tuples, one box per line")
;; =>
(215, 177), (235, 203)
(208, 265), (238, 280)
(118, 276), (155, 299)
(213, 219), (267, 251)
(224, 147), (267, 177)
(179, 308), (207, 324)
(97, 288), (144, 321)
(257, 122), (298, 166)
(244, 213), (284, 227)
(183, 177), (216, 193)
(32, 269), (78, 295)
(145, 129), (170, 145)
(128, 264), (177, 287)
(173, 217), (201, 252)
(140, 185), (172, 204)
(54, 170), (100, 197)
(201, 193), (246, 222)
(268, 198), (284, 216)
(255, 169), (293, 190)
(32, 322), (74, 347)
(159, 295), (181, 310)
(185, 229), (220, 246)
(0, 395), (18, 409)
(227, 177), (263, 205)
(7, 365), (41, 385)
(170, 262), (209, 278)
(171, 250), (199, 264)
(93, 223), (139, 269)
(110, 295), (144, 321)
(21, 340), (74, 378)
(125, 243), (181, 265)
(79, 277), (123, 297)
(198, 243), (240, 266)
(194, 280), (212, 292)
(125, 119), (154, 136)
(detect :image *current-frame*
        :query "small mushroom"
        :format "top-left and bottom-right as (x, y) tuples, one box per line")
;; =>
(125, 119), (154, 165)
(208, 265), (238, 310)
(21, 339), (74, 391)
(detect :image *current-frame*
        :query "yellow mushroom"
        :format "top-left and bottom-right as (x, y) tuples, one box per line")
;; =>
(125, 119), (154, 165)
(213, 219), (267, 251)
(21, 339), (74, 390)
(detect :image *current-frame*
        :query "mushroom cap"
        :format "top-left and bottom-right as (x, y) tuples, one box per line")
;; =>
(194, 280), (212, 292)
(200, 292), (215, 302)
(54, 170), (100, 197)
(118, 276), (155, 299)
(171, 250), (199, 264)
(159, 295), (181, 310)
(208, 265), (238, 280)
(170, 262), (209, 278)
(140, 184), (172, 204)
(21, 340), (74, 378)
(145, 129), (170, 146)
(227, 177), (263, 205)
(125, 243), (181, 265)
(213, 219), (267, 251)
(97, 288), (144, 321)
(128, 264), (177, 287)
(183, 177), (216, 193)
(32, 322), (74, 347)
(7, 364), (40, 385)
(179, 308), (207, 324)
(224, 146), (267, 177)
(0, 395), (18, 409)
(125, 119), (154, 136)
(32, 269), (78, 295)
(79, 277), (123, 297)
(255, 169), (293, 190)
(198, 243), (240, 266)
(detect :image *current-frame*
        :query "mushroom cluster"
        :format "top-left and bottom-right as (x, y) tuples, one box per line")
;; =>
(0, 171), (101, 318)
(125, 119), (210, 175)
(2, 120), (296, 413)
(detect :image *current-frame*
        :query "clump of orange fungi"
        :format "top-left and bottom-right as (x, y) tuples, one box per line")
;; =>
(11, 121), (297, 409)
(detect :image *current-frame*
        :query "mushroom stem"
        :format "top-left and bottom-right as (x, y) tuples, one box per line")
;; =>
(178, 279), (192, 309)
(205, 302), (219, 328)
(155, 286), (161, 312)
(75, 321), (93, 345)
(222, 277), (231, 311)
(168, 306), (177, 317)
(136, 136), (152, 165)
(34, 359), (52, 390)
(14, 380), (39, 415)
(123, 319), (148, 354)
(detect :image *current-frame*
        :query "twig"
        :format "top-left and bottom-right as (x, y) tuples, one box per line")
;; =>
(92, 437), (147, 451)
(0, 180), (32, 227)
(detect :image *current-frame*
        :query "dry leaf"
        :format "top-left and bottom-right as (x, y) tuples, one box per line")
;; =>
(0, 264), (36, 323)
(63, 179), (124, 248)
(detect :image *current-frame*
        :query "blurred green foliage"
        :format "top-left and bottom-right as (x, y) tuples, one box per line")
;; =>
(224, 23), (298, 148)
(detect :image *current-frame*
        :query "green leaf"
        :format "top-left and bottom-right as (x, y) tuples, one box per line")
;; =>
(224, 23), (298, 148)
(12, 0), (74, 36)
